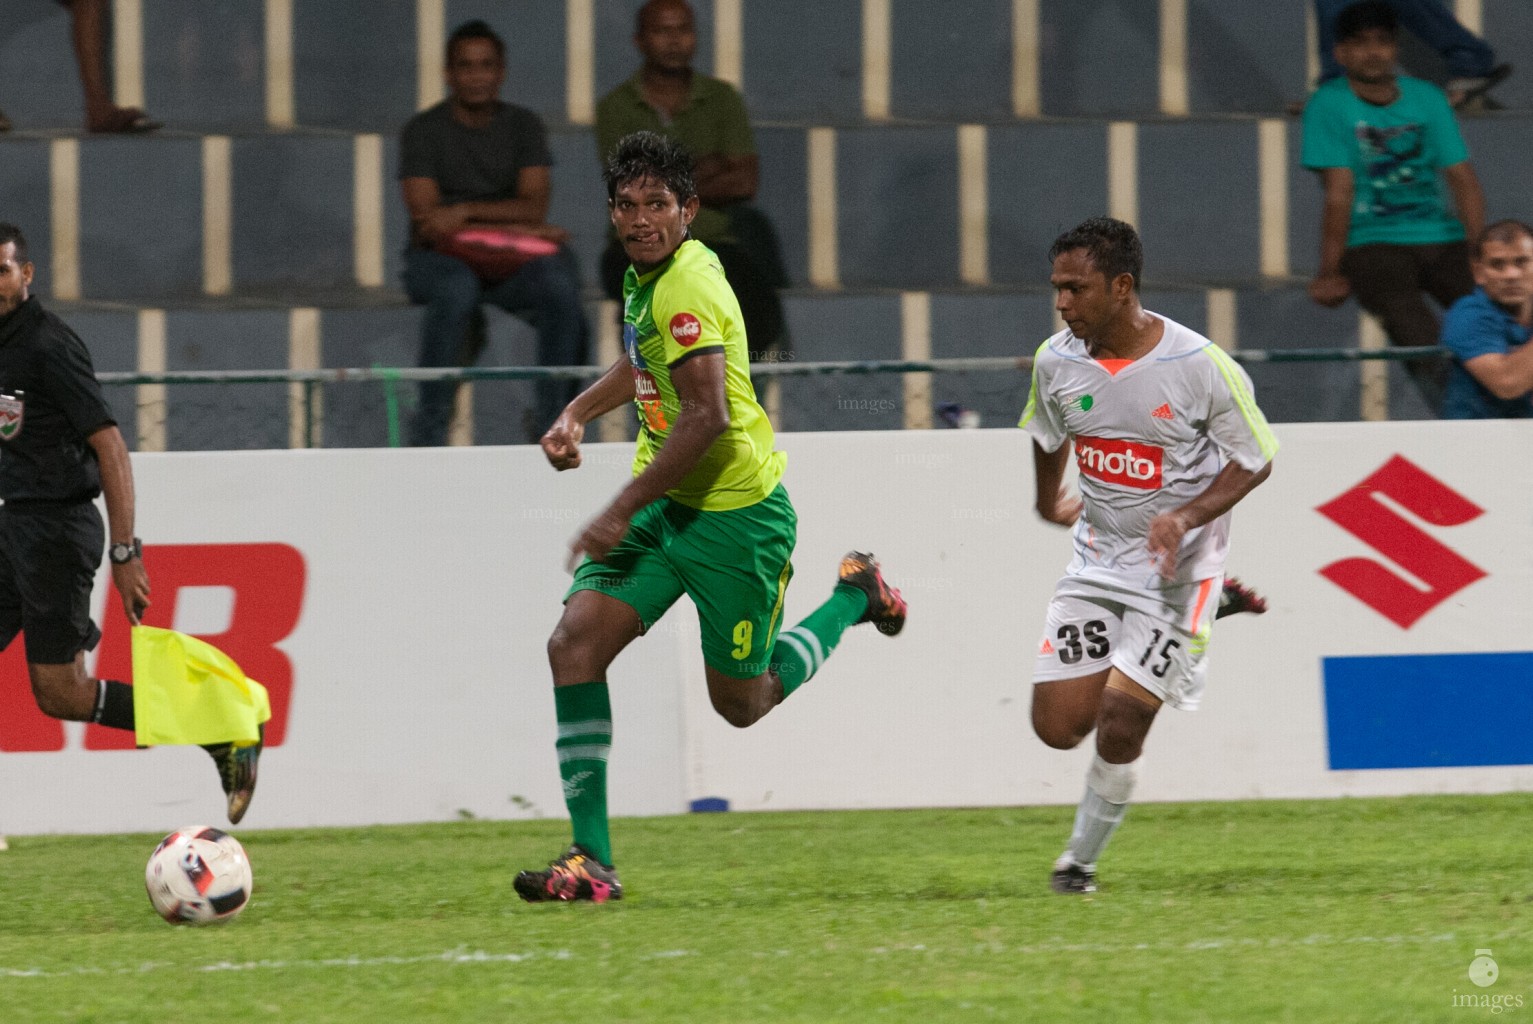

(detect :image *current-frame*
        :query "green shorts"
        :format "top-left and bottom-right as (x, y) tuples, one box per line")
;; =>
(567, 484), (796, 678)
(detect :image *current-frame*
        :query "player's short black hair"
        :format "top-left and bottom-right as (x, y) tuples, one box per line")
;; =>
(603, 130), (697, 204)
(0, 222), (29, 265)
(1049, 217), (1143, 290)
(1334, 1), (1398, 43)
(447, 19), (505, 64)
(1477, 219), (1533, 259)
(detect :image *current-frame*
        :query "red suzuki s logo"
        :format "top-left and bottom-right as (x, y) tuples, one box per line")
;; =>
(1316, 456), (1485, 629)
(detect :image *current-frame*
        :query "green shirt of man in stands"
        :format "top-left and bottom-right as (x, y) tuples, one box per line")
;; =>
(596, 58), (753, 244)
(594, 0), (789, 355)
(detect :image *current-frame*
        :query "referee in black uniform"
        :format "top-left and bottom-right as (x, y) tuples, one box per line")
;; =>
(0, 223), (260, 824)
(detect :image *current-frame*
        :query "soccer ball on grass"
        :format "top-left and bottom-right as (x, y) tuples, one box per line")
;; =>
(145, 826), (253, 925)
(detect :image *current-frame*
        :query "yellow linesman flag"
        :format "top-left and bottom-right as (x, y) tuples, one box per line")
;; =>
(131, 626), (272, 747)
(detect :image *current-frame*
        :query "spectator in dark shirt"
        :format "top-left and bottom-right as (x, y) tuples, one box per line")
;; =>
(1441, 220), (1533, 418)
(399, 19), (590, 446)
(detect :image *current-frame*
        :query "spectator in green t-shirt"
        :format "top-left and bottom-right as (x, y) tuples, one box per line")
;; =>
(1301, 0), (1484, 413)
(595, 0), (790, 357)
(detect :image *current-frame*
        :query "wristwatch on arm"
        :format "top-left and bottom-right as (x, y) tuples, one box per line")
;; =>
(109, 538), (143, 565)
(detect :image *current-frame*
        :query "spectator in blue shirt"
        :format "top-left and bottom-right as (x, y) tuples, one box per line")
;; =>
(1441, 220), (1533, 419)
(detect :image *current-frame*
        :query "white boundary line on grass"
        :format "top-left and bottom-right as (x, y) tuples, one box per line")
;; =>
(0, 933), (1493, 980)
(3, 948), (563, 978)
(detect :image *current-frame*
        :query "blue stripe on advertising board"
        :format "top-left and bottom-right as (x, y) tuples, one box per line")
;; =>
(1323, 652), (1533, 769)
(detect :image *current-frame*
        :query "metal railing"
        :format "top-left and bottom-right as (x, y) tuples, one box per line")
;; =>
(98, 346), (1450, 449)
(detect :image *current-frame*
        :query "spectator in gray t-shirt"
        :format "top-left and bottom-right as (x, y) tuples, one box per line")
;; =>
(399, 19), (589, 446)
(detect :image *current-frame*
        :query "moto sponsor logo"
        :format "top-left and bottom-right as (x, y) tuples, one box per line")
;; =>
(1073, 435), (1163, 490)
(1316, 455), (1486, 629)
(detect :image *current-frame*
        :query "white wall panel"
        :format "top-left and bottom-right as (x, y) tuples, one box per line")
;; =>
(4, 422), (1530, 836)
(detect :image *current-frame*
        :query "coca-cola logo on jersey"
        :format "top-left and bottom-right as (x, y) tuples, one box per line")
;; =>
(669, 312), (702, 346)
(1073, 435), (1163, 490)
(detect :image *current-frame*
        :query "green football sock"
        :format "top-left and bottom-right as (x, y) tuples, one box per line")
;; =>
(554, 682), (613, 867)
(770, 583), (868, 697)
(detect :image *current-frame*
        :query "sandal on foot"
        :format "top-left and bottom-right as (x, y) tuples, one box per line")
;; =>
(88, 106), (162, 134)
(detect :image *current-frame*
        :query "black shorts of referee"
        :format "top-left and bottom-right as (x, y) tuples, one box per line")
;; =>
(0, 501), (105, 664)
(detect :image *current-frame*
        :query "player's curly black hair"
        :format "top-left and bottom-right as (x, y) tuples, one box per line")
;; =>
(1049, 217), (1143, 290)
(0, 222), (28, 264)
(603, 130), (697, 204)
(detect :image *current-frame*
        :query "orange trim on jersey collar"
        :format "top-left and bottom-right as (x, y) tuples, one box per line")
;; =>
(1096, 358), (1133, 376)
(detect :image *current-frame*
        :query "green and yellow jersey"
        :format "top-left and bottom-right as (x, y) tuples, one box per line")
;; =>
(621, 238), (785, 510)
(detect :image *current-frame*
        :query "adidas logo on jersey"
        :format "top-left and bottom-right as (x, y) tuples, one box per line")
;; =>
(1151, 402), (1173, 420)
(1039, 638), (1054, 655)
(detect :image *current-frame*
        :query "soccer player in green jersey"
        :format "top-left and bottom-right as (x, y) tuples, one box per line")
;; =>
(514, 131), (907, 903)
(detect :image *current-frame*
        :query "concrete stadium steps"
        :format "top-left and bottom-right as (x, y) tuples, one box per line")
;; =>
(7, 114), (1529, 305)
(3, 2), (1527, 134)
(51, 281), (1434, 456)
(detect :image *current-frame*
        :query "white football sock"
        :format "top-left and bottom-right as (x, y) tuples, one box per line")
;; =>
(1063, 755), (1139, 869)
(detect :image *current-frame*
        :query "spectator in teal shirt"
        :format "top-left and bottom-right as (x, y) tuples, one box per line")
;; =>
(1301, 0), (1484, 413)
(1441, 221), (1533, 419)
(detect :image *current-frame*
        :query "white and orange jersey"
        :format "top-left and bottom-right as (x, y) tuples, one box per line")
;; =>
(1018, 314), (1278, 589)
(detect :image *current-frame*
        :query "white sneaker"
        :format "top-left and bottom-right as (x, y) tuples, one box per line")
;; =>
(0, 834), (9, 852)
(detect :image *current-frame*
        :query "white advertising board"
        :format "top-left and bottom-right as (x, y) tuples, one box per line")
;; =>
(2, 421), (1529, 836)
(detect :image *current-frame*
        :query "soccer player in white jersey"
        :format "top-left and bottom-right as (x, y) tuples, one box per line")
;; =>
(1019, 217), (1279, 894)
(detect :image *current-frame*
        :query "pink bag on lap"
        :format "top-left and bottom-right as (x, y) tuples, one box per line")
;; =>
(436, 227), (560, 283)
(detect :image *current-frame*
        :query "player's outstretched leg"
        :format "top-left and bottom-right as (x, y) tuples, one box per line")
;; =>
(525, 589), (643, 903)
(516, 680), (619, 903)
(768, 552), (907, 701)
(514, 844), (623, 904)
(1216, 576), (1267, 619)
(202, 724), (263, 825)
(1050, 673), (1157, 894)
(1051, 754), (1137, 894)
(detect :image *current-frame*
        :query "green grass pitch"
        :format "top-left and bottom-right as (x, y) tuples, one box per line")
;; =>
(1, 794), (1528, 1023)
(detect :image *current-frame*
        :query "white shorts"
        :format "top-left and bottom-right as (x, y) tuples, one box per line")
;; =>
(1031, 574), (1223, 711)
